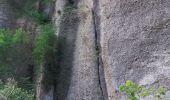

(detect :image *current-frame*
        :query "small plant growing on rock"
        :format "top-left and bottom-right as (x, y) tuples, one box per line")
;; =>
(119, 80), (142, 100)
(154, 86), (166, 100)
(64, 4), (78, 12)
(119, 80), (169, 100)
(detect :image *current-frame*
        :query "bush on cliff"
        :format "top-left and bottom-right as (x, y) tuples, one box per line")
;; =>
(119, 80), (170, 100)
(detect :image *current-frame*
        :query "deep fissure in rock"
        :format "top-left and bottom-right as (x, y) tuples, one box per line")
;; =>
(92, 0), (108, 99)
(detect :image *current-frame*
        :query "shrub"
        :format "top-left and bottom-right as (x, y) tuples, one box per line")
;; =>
(0, 78), (34, 100)
(24, 10), (49, 24)
(0, 28), (30, 67)
(0, 28), (30, 65)
(33, 23), (57, 90)
(64, 4), (78, 12)
(0, 28), (30, 49)
(119, 80), (169, 100)
(33, 24), (55, 64)
(119, 80), (141, 100)
(0, 28), (33, 91)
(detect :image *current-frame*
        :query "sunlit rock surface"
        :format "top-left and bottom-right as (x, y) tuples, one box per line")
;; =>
(99, 0), (170, 99)
(54, 0), (103, 99)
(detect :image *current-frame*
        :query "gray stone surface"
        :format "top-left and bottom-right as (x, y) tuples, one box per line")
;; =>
(67, 5), (103, 100)
(41, 0), (170, 99)
(1, 0), (170, 99)
(54, 0), (103, 100)
(0, 0), (14, 28)
(99, 0), (170, 99)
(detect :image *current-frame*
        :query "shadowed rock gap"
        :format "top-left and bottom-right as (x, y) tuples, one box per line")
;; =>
(92, 0), (108, 99)
(92, 10), (104, 100)
(54, 1), (79, 100)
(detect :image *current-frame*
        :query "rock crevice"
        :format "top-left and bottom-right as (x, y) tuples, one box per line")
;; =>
(92, 0), (108, 99)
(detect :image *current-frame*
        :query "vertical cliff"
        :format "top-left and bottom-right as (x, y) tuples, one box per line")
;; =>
(53, 0), (170, 100)
(1, 0), (170, 100)
(53, 0), (105, 99)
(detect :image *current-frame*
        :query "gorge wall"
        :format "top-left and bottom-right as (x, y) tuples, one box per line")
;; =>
(99, 0), (170, 99)
(1, 0), (170, 100)
(54, 0), (170, 100)
(53, 0), (104, 99)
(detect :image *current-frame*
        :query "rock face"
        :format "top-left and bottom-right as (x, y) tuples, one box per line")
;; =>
(0, 0), (15, 28)
(99, 0), (170, 99)
(1, 0), (170, 100)
(66, 2), (103, 100)
(54, 0), (104, 99)
(54, 0), (170, 100)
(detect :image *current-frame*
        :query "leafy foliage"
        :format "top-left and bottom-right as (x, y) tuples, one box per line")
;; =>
(0, 28), (30, 64)
(0, 66), (14, 81)
(33, 24), (55, 64)
(16, 77), (35, 91)
(0, 28), (33, 90)
(24, 10), (49, 24)
(64, 4), (78, 12)
(12, 0), (50, 24)
(0, 23), (57, 100)
(0, 28), (30, 49)
(0, 79), (34, 100)
(0, 0), (56, 99)
(119, 80), (169, 100)
(0, 28), (30, 67)
(119, 80), (140, 100)
(33, 23), (57, 90)
(155, 87), (166, 100)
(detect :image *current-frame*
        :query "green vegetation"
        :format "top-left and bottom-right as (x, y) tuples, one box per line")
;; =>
(0, 28), (30, 80)
(119, 80), (170, 100)
(0, 28), (30, 50)
(24, 10), (49, 24)
(42, 0), (53, 4)
(64, 4), (78, 12)
(0, 0), (57, 99)
(0, 28), (34, 99)
(0, 24), (56, 99)
(0, 79), (34, 100)
(119, 80), (140, 100)
(33, 23), (57, 90)
(0, 28), (30, 63)
(33, 24), (55, 64)
(13, 0), (51, 24)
